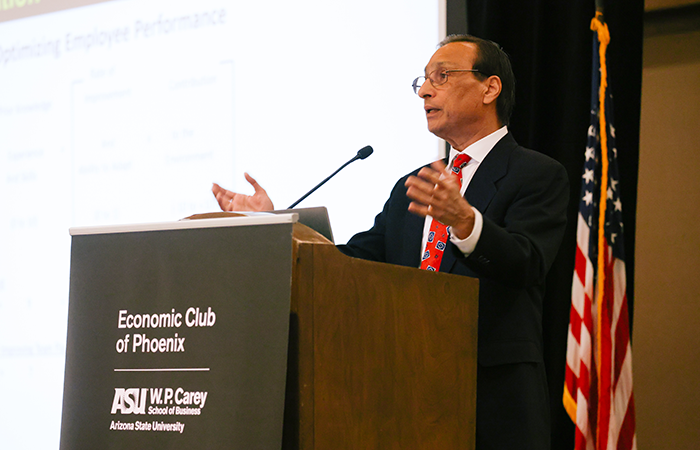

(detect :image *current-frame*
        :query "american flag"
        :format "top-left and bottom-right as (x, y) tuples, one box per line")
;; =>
(563, 13), (637, 450)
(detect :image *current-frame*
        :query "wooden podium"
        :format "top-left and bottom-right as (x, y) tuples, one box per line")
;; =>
(284, 223), (479, 450)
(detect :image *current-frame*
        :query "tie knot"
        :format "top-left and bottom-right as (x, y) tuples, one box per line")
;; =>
(451, 153), (471, 175)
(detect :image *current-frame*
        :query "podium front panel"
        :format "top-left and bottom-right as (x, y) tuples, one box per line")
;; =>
(60, 218), (294, 449)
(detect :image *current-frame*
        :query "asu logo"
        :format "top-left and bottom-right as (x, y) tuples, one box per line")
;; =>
(111, 388), (148, 414)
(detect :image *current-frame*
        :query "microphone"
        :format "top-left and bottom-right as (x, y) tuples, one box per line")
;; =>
(287, 145), (373, 209)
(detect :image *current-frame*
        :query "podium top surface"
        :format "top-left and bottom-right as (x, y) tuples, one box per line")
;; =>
(69, 213), (298, 236)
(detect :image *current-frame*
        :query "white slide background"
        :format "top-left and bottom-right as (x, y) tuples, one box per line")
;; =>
(0, 0), (441, 447)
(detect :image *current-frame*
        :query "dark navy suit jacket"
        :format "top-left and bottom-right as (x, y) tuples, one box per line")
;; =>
(339, 133), (569, 449)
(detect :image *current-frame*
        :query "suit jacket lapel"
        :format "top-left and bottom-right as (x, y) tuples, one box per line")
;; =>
(465, 132), (515, 211)
(403, 210), (424, 268)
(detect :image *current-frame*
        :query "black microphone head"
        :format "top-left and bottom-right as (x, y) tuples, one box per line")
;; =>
(357, 145), (373, 160)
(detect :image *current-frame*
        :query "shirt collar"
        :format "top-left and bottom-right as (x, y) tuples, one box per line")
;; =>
(448, 126), (508, 166)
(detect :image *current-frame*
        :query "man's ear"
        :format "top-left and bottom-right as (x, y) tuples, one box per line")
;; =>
(483, 75), (502, 106)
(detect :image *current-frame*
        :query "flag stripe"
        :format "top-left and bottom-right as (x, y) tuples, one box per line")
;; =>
(613, 293), (629, 390)
(617, 395), (636, 450)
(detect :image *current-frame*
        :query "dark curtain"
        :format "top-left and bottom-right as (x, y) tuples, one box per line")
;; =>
(445, 1), (643, 448)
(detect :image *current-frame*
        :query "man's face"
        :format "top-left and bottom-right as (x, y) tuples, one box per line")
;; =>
(418, 42), (490, 148)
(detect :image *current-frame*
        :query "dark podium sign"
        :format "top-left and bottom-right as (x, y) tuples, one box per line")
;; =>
(60, 215), (296, 449)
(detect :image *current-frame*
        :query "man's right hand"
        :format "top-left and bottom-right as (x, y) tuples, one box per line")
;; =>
(212, 173), (274, 212)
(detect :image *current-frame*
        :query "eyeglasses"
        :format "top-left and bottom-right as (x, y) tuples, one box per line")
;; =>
(412, 69), (482, 95)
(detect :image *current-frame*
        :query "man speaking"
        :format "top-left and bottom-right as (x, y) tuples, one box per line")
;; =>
(212, 34), (568, 450)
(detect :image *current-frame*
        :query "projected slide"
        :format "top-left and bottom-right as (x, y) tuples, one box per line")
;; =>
(0, 0), (439, 448)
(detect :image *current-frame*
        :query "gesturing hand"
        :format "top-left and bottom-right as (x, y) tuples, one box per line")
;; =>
(404, 160), (475, 240)
(212, 173), (274, 212)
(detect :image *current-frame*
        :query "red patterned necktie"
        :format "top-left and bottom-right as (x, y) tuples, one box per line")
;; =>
(420, 153), (472, 271)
